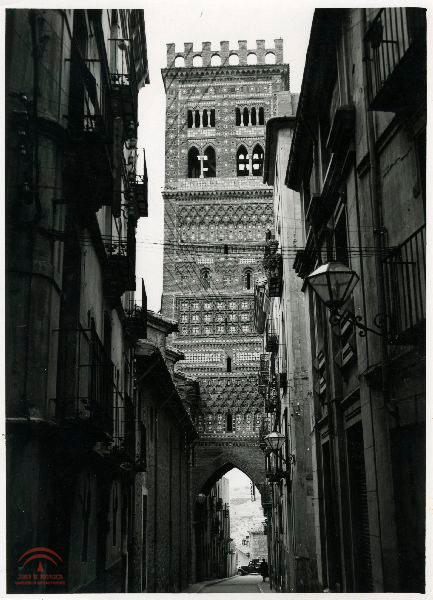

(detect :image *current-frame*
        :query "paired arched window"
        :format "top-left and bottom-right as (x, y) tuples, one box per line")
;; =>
(188, 146), (216, 178)
(237, 145), (249, 176)
(252, 144), (264, 176)
(188, 146), (200, 178)
(235, 106), (265, 126)
(236, 144), (264, 177)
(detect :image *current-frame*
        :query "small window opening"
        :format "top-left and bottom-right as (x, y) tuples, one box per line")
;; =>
(200, 268), (211, 290)
(226, 357), (232, 373)
(243, 107), (249, 126)
(235, 108), (241, 126)
(224, 244), (228, 254)
(258, 107), (264, 125)
(210, 109), (215, 127)
(226, 412), (233, 433)
(194, 110), (200, 128)
(203, 109), (209, 127)
(245, 269), (252, 290)
(251, 107), (257, 126)
(187, 110), (193, 128)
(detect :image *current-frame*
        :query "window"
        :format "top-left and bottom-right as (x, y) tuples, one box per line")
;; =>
(194, 110), (200, 128)
(237, 145), (249, 176)
(243, 107), (249, 126)
(251, 107), (257, 126)
(252, 144), (264, 176)
(334, 207), (349, 266)
(235, 108), (241, 126)
(202, 109), (208, 127)
(244, 269), (252, 289)
(258, 107), (264, 125)
(200, 268), (211, 290)
(187, 110), (193, 128)
(224, 244), (228, 254)
(226, 412), (233, 433)
(210, 109), (215, 127)
(227, 357), (232, 372)
(188, 147), (200, 178)
(203, 146), (216, 178)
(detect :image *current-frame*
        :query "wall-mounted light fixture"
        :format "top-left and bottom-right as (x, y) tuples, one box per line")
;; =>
(305, 261), (388, 338)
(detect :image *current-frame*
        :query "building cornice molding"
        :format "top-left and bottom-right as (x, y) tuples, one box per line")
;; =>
(162, 188), (273, 201)
(162, 64), (290, 87)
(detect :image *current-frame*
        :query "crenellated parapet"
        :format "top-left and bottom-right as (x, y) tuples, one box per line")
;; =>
(166, 39), (283, 68)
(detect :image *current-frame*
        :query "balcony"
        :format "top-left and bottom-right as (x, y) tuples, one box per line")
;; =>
(254, 279), (268, 334)
(112, 392), (135, 465)
(65, 118), (113, 215)
(265, 320), (279, 353)
(109, 38), (138, 129)
(125, 279), (147, 342)
(263, 239), (283, 297)
(104, 236), (135, 300)
(383, 224), (425, 344)
(55, 323), (114, 438)
(365, 8), (426, 111)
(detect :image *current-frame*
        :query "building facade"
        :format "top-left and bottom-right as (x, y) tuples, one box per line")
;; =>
(286, 8), (426, 592)
(255, 90), (319, 592)
(133, 312), (198, 592)
(160, 42), (290, 556)
(6, 8), (148, 592)
(194, 477), (233, 581)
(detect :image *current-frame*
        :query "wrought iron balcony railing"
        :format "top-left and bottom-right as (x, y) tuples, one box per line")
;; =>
(109, 38), (139, 129)
(55, 323), (114, 436)
(365, 8), (426, 111)
(112, 392), (135, 462)
(382, 224), (425, 344)
(263, 238), (283, 297)
(103, 235), (135, 299)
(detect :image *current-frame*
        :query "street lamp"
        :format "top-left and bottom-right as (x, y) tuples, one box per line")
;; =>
(305, 262), (359, 310)
(305, 261), (388, 338)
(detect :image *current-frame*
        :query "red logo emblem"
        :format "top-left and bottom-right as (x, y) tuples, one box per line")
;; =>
(15, 547), (65, 587)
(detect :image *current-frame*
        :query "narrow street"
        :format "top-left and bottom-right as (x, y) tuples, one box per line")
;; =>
(198, 574), (270, 593)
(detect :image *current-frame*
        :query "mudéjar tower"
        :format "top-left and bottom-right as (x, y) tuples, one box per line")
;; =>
(161, 40), (289, 498)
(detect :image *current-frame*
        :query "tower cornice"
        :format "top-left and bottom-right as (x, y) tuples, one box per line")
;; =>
(162, 187), (273, 201)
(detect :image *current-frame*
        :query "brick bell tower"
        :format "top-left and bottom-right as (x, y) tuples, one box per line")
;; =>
(161, 40), (289, 486)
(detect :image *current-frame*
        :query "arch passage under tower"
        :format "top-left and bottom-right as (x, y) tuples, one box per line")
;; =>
(192, 442), (266, 500)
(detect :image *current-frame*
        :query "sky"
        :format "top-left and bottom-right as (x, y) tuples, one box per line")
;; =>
(136, 0), (315, 310)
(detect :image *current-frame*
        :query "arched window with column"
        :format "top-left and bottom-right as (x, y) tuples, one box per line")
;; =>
(258, 107), (264, 125)
(235, 108), (241, 126)
(204, 146), (216, 178)
(251, 107), (257, 126)
(237, 145), (249, 176)
(194, 110), (200, 128)
(187, 110), (193, 128)
(252, 144), (264, 176)
(188, 146), (200, 178)
(210, 109), (215, 127)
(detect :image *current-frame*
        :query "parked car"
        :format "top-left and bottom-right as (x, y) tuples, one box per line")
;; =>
(237, 559), (260, 575)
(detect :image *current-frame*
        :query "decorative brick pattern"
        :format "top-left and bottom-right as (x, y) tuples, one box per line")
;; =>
(162, 40), (289, 483)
